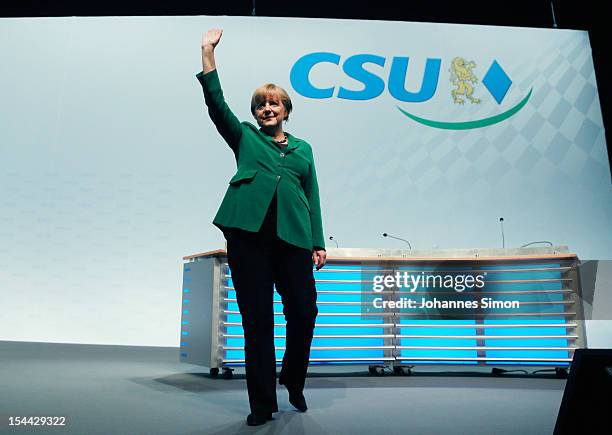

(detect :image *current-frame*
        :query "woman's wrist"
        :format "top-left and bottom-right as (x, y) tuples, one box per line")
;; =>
(201, 46), (216, 73)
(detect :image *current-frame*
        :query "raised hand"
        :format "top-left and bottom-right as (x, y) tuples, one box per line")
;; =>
(201, 29), (222, 73)
(201, 28), (223, 50)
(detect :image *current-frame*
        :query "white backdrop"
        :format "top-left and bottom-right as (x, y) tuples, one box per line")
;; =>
(1, 16), (610, 347)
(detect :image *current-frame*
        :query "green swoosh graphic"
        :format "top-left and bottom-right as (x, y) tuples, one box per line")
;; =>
(397, 88), (533, 130)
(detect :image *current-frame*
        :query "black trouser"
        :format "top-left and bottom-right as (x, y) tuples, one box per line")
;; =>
(224, 195), (318, 414)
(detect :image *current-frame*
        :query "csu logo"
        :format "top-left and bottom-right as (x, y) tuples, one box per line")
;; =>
(290, 52), (532, 130)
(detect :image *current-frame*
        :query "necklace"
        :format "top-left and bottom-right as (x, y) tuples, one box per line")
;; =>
(274, 134), (288, 144)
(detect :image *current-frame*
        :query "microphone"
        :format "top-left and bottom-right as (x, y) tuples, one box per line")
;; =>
(382, 233), (412, 250)
(329, 235), (339, 248)
(520, 241), (553, 248)
(499, 217), (505, 248)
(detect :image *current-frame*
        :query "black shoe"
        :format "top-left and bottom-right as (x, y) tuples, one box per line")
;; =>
(279, 372), (308, 412)
(288, 391), (308, 412)
(246, 412), (273, 426)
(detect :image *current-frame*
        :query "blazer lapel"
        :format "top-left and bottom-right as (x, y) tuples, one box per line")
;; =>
(285, 134), (300, 154)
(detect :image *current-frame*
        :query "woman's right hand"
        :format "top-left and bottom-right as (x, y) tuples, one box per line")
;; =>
(201, 28), (223, 50)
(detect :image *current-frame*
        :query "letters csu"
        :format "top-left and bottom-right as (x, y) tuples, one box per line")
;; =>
(290, 52), (442, 102)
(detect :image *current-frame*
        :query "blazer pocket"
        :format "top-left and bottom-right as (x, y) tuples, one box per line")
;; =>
(229, 169), (258, 185)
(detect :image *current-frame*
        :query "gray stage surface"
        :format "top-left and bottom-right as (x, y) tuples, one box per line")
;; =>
(0, 341), (566, 434)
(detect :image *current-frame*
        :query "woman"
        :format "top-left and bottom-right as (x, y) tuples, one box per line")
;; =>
(196, 28), (327, 426)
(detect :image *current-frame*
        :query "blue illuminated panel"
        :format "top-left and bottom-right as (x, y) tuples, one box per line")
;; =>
(480, 263), (569, 365)
(203, 254), (578, 367)
(397, 262), (572, 366)
(223, 264), (390, 365)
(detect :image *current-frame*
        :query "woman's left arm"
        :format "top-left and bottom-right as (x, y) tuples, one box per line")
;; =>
(303, 146), (327, 269)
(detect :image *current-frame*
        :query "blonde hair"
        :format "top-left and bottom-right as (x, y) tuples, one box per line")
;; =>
(250, 84), (293, 121)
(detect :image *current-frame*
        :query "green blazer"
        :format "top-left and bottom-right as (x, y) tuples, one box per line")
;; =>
(196, 69), (325, 251)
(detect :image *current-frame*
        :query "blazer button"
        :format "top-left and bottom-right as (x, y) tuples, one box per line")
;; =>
(276, 175), (281, 180)
(280, 152), (285, 157)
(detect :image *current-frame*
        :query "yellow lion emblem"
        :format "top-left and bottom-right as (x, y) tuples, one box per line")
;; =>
(450, 57), (481, 105)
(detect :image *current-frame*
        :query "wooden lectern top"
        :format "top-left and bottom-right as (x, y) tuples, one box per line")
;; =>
(183, 247), (577, 263)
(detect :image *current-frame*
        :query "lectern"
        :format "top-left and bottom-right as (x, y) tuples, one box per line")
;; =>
(179, 246), (585, 376)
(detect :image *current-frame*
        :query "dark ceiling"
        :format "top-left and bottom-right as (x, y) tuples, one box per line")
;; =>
(0, 1), (598, 29)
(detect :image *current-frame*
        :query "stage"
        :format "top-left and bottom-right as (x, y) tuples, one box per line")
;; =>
(1, 340), (565, 434)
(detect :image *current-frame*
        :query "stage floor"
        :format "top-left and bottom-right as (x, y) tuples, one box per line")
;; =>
(0, 341), (566, 434)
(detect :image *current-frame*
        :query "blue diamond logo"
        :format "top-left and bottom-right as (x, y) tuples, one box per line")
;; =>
(482, 60), (512, 104)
